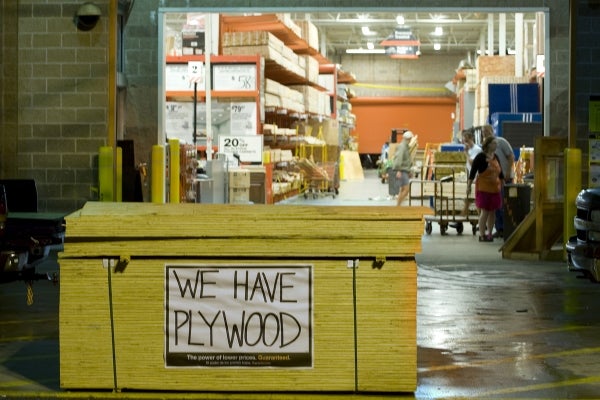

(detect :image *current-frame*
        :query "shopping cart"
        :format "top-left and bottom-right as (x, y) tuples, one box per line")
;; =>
(296, 158), (338, 199)
(409, 164), (478, 235)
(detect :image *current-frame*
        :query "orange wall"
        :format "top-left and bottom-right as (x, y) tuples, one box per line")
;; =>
(350, 96), (457, 154)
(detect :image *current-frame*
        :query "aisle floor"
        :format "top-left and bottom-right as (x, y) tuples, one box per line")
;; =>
(2, 169), (600, 399)
(281, 169), (600, 398)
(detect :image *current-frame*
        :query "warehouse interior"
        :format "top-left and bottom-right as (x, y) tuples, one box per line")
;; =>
(6, 1), (599, 398)
(151, 8), (547, 208)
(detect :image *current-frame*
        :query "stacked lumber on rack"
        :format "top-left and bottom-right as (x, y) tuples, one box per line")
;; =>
(59, 202), (430, 393)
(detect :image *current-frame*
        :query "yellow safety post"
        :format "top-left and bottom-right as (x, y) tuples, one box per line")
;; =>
(339, 151), (345, 181)
(151, 145), (165, 203)
(564, 147), (582, 259)
(116, 146), (122, 202)
(98, 146), (114, 202)
(168, 139), (180, 203)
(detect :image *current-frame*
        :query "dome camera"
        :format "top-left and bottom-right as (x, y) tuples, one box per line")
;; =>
(74, 2), (101, 31)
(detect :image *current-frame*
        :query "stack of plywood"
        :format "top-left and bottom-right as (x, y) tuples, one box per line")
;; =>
(431, 151), (467, 179)
(289, 84), (331, 115)
(473, 55), (517, 126)
(59, 202), (430, 393)
(222, 31), (305, 79)
(264, 78), (305, 113)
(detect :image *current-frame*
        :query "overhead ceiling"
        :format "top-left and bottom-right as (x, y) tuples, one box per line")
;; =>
(290, 11), (540, 57)
(164, 10), (541, 59)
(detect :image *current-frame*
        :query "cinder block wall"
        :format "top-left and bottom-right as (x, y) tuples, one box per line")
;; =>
(0, 0), (19, 179)
(2, 1), (109, 213)
(576, 1), (600, 184)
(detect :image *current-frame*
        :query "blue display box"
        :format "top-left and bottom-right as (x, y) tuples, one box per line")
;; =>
(487, 83), (540, 122)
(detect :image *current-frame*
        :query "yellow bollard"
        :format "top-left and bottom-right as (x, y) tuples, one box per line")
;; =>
(98, 146), (114, 202)
(168, 139), (180, 203)
(339, 152), (345, 181)
(151, 145), (165, 203)
(116, 146), (122, 202)
(564, 147), (582, 259)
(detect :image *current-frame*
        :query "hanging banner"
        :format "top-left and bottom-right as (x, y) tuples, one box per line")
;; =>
(165, 264), (313, 368)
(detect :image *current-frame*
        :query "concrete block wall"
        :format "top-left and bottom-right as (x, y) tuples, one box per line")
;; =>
(8, 1), (108, 213)
(576, 3), (600, 137)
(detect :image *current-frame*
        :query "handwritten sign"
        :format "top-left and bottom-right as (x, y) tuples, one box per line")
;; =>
(165, 264), (313, 368)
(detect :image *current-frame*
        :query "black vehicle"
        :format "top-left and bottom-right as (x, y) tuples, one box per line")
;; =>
(566, 188), (600, 282)
(0, 181), (63, 285)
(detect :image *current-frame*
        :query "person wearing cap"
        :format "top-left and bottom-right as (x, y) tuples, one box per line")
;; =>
(392, 131), (414, 206)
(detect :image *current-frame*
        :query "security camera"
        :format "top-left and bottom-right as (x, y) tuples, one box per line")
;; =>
(74, 2), (101, 31)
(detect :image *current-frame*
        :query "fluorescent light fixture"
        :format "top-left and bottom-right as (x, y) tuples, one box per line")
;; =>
(346, 48), (386, 54)
(433, 26), (443, 36)
(361, 26), (377, 36)
(396, 15), (405, 25)
(367, 41), (374, 50)
(434, 43), (441, 50)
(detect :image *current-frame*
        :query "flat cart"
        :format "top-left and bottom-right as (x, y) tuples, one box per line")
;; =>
(409, 165), (478, 235)
(296, 158), (338, 199)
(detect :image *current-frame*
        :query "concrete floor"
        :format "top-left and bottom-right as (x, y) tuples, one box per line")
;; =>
(1, 169), (600, 399)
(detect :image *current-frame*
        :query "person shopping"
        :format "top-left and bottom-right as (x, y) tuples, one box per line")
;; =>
(392, 131), (414, 206)
(461, 128), (481, 175)
(466, 136), (504, 242)
(482, 124), (514, 238)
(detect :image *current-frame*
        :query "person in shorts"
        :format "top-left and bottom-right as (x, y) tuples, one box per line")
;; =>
(392, 131), (414, 206)
(467, 136), (504, 242)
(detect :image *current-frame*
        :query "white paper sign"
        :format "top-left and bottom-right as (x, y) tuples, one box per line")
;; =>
(230, 102), (257, 135)
(165, 264), (313, 368)
(187, 61), (205, 84)
(165, 64), (194, 91)
(219, 135), (263, 164)
(213, 64), (257, 91)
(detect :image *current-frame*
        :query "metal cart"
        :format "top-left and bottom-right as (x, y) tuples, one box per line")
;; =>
(297, 158), (338, 199)
(409, 165), (479, 235)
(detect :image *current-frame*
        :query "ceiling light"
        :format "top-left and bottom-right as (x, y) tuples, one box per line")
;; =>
(433, 26), (443, 36)
(434, 43), (441, 51)
(367, 42), (374, 50)
(396, 15), (405, 25)
(346, 48), (386, 54)
(361, 26), (377, 36)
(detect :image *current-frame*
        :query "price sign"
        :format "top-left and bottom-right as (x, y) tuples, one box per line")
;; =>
(187, 61), (204, 84)
(230, 102), (257, 135)
(219, 135), (263, 164)
(213, 64), (256, 91)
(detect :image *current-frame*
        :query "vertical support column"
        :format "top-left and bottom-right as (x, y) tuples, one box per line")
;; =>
(515, 13), (524, 77)
(499, 13), (506, 57)
(487, 14), (494, 56)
